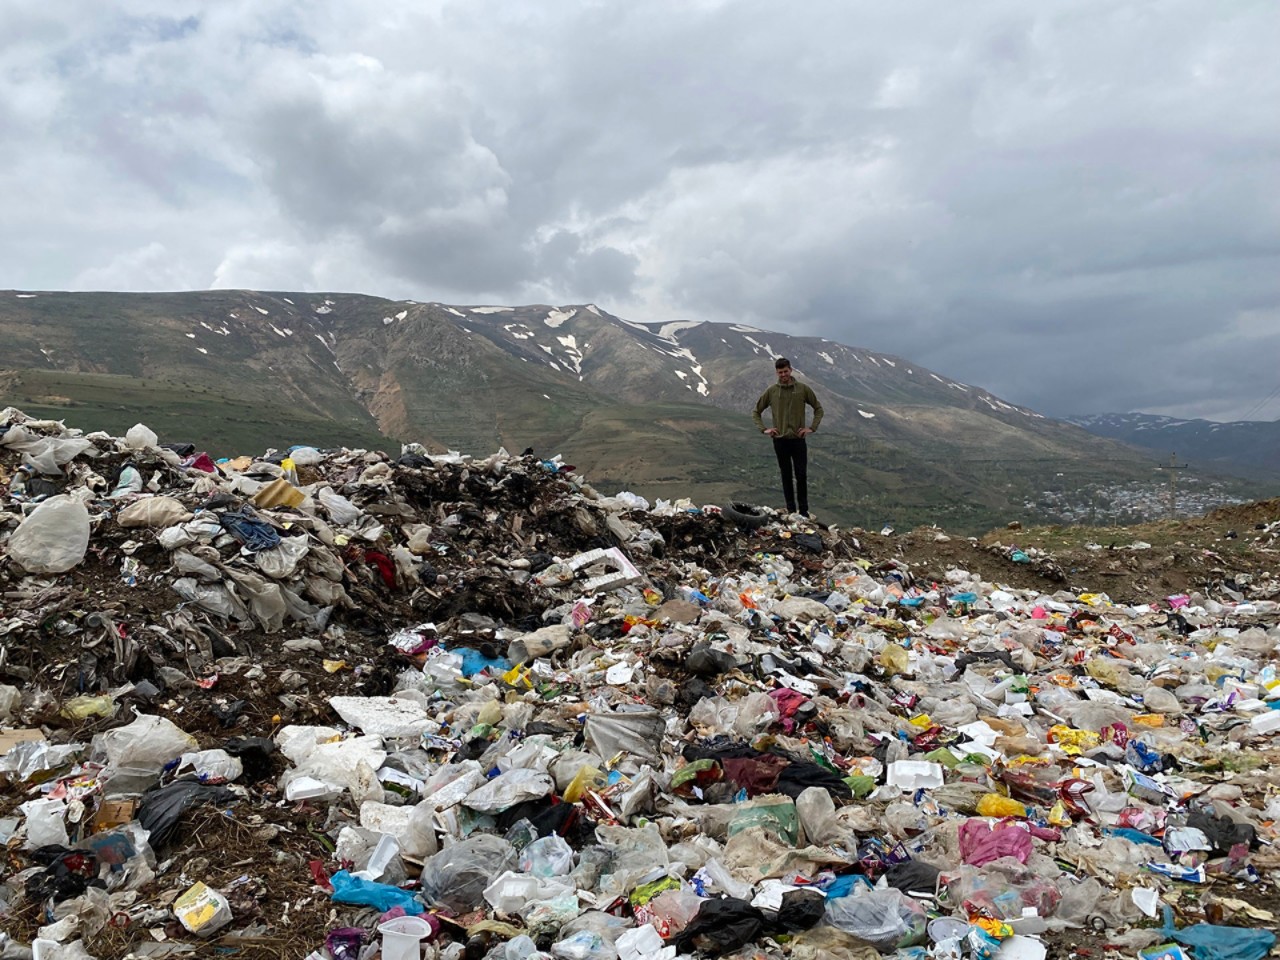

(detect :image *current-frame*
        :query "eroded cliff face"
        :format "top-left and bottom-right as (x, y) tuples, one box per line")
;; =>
(365, 369), (415, 442)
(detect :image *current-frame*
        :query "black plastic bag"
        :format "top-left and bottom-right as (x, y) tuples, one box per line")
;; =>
(776, 889), (826, 930)
(884, 859), (940, 894)
(137, 779), (237, 848)
(224, 736), (278, 783)
(1187, 811), (1257, 853)
(676, 898), (766, 956)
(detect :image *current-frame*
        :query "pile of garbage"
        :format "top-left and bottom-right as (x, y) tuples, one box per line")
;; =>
(1, 406), (1279, 960)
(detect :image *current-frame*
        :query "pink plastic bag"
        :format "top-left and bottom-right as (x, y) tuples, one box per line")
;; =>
(958, 819), (1032, 866)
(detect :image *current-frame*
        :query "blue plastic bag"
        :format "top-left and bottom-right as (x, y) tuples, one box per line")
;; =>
(455, 647), (511, 678)
(1161, 906), (1275, 960)
(329, 870), (424, 914)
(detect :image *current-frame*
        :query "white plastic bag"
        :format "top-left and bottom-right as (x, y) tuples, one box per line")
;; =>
(519, 834), (575, 877)
(177, 749), (243, 783)
(288, 446), (323, 466)
(20, 797), (69, 849)
(6, 495), (91, 573)
(96, 714), (198, 771)
(124, 423), (159, 450)
(318, 488), (361, 525)
(464, 768), (555, 813)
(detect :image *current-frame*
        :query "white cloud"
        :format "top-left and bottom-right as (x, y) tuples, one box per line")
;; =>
(0, 0), (1276, 420)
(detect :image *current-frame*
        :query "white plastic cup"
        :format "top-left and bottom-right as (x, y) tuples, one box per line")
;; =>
(378, 915), (434, 960)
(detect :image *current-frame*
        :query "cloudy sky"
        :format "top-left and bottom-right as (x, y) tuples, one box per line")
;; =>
(3, 1), (1278, 421)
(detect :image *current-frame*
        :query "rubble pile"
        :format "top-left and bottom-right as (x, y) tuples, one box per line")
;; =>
(1, 407), (1280, 960)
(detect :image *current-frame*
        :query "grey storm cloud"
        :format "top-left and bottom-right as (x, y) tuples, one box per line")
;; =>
(1, 0), (1278, 420)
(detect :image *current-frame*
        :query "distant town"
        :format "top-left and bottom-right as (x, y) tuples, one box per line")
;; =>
(1030, 476), (1246, 525)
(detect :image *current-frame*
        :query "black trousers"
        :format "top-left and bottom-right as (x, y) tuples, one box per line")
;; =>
(772, 437), (808, 514)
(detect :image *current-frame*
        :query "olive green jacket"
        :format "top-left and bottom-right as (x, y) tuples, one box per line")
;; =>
(752, 381), (824, 438)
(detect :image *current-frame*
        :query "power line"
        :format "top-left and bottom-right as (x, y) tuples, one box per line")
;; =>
(1239, 380), (1280, 422)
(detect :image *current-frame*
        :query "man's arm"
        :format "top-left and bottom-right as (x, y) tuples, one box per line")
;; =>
(807, 387), (824, 432)
(752, 388), (773, 433)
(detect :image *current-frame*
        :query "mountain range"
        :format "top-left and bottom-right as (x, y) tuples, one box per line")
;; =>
(1068, 412), (1280, 481)
(1, 289), (1261, 532)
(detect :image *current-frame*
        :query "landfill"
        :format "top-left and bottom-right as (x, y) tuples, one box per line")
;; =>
(1, 406), (1279, 960)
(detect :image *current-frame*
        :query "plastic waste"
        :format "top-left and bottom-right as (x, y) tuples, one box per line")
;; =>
(20, 798), (69, 849)
(329, 870), (425, 914)
(96, 714), (198, 771)
(7, 495), (91, 573)
(124, 423), (159, 449)
(520, 834), (576, 877)
(465, 768), (556, 813)
(420, 835), (517, 912)
(1158, 906), (1276, 960)
(675, 898), (766, 956)
(173, 882), (234, 937)
(584, 710), (665, 764)
(378, 915), (436, 960)
(825, 887), (928, 952)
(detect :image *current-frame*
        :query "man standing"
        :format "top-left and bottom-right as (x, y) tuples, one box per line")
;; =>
(752, 357), (824, 517)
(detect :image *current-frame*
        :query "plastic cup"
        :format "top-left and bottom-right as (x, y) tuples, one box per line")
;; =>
(378, 915), (434, 960)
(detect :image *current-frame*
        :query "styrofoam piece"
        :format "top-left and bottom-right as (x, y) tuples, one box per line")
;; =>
(565, 546), (644, 591)
(329, 696), (435, 739)
(1250, 709), (1280, 735)
(353, 833), (400, 881)
(886, 761), (944, 790)
(285, 776), (337, 801)
(618, 924), (677, 960)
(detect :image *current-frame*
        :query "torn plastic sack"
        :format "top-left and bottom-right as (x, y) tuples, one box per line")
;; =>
(109, 465), (143, 498)
(419, 835), (517, 913)
(519, 834), (575, 877)
(318, 488), (361, 525)
(584, 710), (664, 765)
(124, 423), (159, 450)
(117, 497), (192, 529)
(6, 495), (91, 574)
(224, 568), (288, 631)
(255, 537), (311, 579)
(20, 798), (70, 849)
(1185, 811), (1257, 853)
(825, 886), (928, 952)
(508, 624), (573, 664)
(171, 578), (250, 621)
(2, 428), (95, 474)
(790, 925), (882, 960)
(727, 795), (800, 845)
